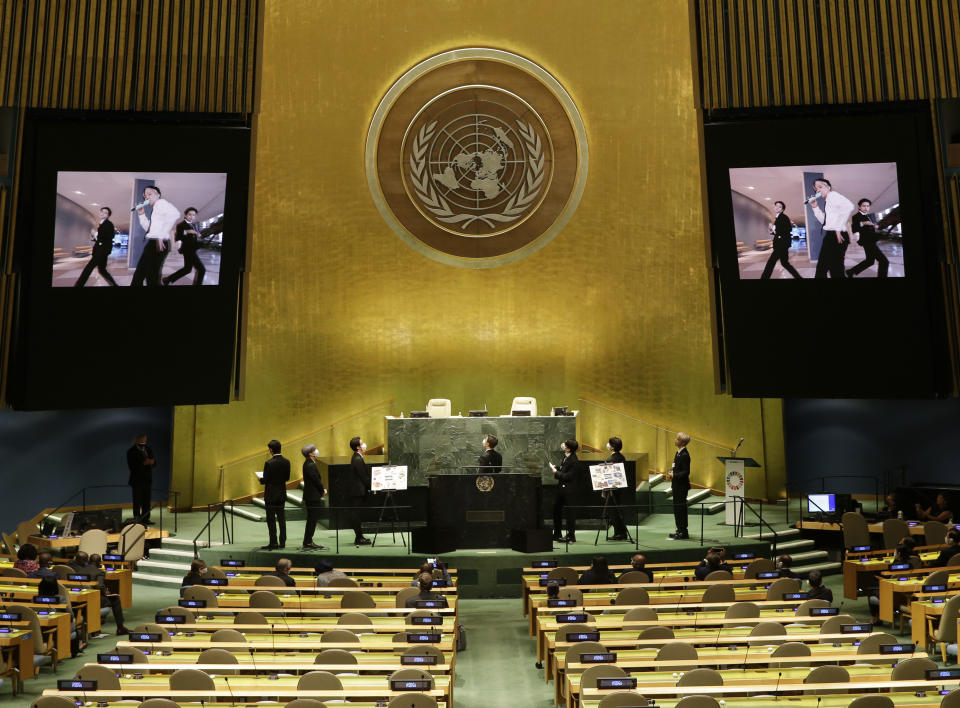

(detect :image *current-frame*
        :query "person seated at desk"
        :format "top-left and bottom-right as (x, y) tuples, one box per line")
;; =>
(405, 572), (447, 607)
(36, 576), (80, 652)
(545, 580), (561, 600)
(411, 559), (452, 587)
(893, 543), (920, 568)
(618, 553), (650, 583)
(263, 558), (296, 587)
(32, 552), (58, 580)
(478, 434), (503, 472)
(934, 530), (960, 567)
(316, 559), (349, 587)
(807, 569), (833, 603)
(579, 556), (616, 585)
(694, 552), (732, 581)
(70, 550), (129, 636)
(13, 543), (38, 576)
(181, 559), (207, 590)
(878, 493), (900, 520)
(777, 555), (798, 578)
(916, 493), (953, 524)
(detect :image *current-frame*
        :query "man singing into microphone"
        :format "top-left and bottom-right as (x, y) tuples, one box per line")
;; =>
(808, 178), (855, 279)
(131, 185), (180, 287)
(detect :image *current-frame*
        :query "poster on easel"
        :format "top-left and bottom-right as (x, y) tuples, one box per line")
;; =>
(589, 462), (628, 491)
(371, 465), (408, 492)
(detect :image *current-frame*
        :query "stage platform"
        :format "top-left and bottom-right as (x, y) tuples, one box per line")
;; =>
(151, 507), (779, 598)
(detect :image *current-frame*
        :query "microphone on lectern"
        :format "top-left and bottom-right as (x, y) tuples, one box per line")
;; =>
(732, 437), (745, 456)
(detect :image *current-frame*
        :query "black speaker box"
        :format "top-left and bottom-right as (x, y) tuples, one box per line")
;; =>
(411, 526), (458, 554)
(510, 528), (552, 553)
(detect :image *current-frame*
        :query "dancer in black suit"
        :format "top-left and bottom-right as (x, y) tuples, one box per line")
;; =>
(260, 439), (290, 549)
(163, 207), (207, 286)
(75, 207), (119, 287)
(300, 443), (326, 550)
(477, 434), (503, 472)
(605, 436), (630, 541)
(846, 199), (889, 278)
(760, 201), (802, 279)
(668, 432), (691, 539)
(126, 433), (156, 523)
(550, 439), (583, 542)
(348, 437), (371, 546)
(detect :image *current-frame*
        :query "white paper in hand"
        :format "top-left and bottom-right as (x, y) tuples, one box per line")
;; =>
(254, 470), (264, 480)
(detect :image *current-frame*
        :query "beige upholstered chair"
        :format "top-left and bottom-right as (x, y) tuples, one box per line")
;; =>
(119, 523), (146, 561)
(847, 698), (894, 708)
(764, 577), (800, 600)
(856, 632), (898, 656)
(673, 698), (718, 708)
(547, 567), (579, 584)
(702, 585), (736, 603)
(402, 645), (444, 660)
(315, 648), (358, 664)
(211, 629), (246, 642)
(841, 512), (870, 549)
(803, 665), (850, 694)
(580, 664), (628, 688)
(624, 607), (658, 622)
(78, 529), (108, 556)
(510, 396), (538, 416)
(327, 576), (358, 587)
(75, 663), (121, 690)
(883, 518), (910, 550)
(197, 647), (240, 673)
(234, 610), (269, 631)
(139, 700), (181, 708)
(927, 593), (960, 661)
(395, 587), (419, 608)
(182, 585), (218, 605)
(387, 695), (436, 708)
(795, 599), (830, 615)
(656, 641), (698, 670)
(618, 570), (651, 584)
(297, 670), (343, 692)
(598, 692), (649, 708)
(742, 558), (775, 579)
(615, 587), (649, 605)
(564, 640), (606, 665)
(389, 667), (434, 689)
(638, 626), (674, 641)
(676, 668), (723, 687)
(426, 399), (452, 418)
(285, 701), (327, 708)
(341, 590), (376, 608)
(254, 575), (286, 587)
(704, 569), (733, 581)
(925, 520), (949, 546)
(890, 656), (937, 681)
(249, 589), (283, 608)
(770, 641), (812, 667)
(321, 628), (359, 644)
(819, 614), (856, 634)
(724, 601), (760, 619)
(338, 611), (373, 625)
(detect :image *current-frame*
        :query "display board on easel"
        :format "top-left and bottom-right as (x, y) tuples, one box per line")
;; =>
(371, 465), (408, 492)
(589, 462), (628, 491)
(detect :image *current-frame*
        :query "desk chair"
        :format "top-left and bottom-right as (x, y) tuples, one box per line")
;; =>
(942, 689), (960, 708)
(297, 670), (342, 694)
(796, 599), (830, 615)
(581, 664), (628, 689)
(849, 697), (895, 708)
(405, 610), (439, 625)
(548, 567), (579, 585)
(390, 668), (434, 688)
(704, 570), (732, 581)
(559, 588), (583, 604)
(616, 587), (649, 605)
(119, 523), (146, 562)
(927, 592), (960, 661)
(327, 577), (358, 588)
(883, 519), (910, 550)
(31, 698), (75, 708)
(159, 606), (196, 623)
(395, 587), (419, 608)
(703, 585), (736, 603)
(564, 641), (606, 665)
(133, 623), (170, 640)
(338, 612), (373, 625)
(819, 614), (857, 634)
(556, 623), (598, 642)
(748, 621), (786, 643)
(234, 610), (269, 631)
(342, 591), (376, 608)
(618, 571), (651, 584)
(75, 663), (120, 690)
(321, 629), (359, 644)
(9, 604), (57, 671)
(857, 632), (898, 655)
(316, 648), (357, 664)
(139, 700), (180, 708)
(624, 607), (658, 622)
(599, 692), (649, 708)
(890, 656), (938, 680)
(182, 586), (218, 606)
(765, 577), (800, 600)
(425, 400), (452, 418)
(403, 645), (443, 660)
(510, 397), (538, 416)
(286, 701), (327, 708)
(677, 668), (723, 687)
(743, 558), (775, 579)
(0, 567), (26, 578)
(250, 590), (283, 608)
(211, 629), (245, 642)
(197, 647), (240, 673)
(254, 575), (287, 588)
(387, 695), (436, 708)
(725, 601), (760, 620)
(656, 642), (698, 670)
(674, 698), (718, 708)
(78, 530), (108, 556)
(926, 521), (949, 546)
(51, 565), (73, 580)
(803, 664), (849, 694)
(392, 631), (409, 643)
(770, 641), (812, 667)
(169, 667), (215, 700)
(901, 569), (950, 632)
(842, 512), (871, 549)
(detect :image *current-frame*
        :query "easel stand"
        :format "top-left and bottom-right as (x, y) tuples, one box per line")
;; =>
(371, 490), (406, 549)
(594, 489), (634, 546)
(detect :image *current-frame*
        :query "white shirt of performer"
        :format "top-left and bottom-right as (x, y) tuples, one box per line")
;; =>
(138, 198), (180, 243)
(811, 190), (855, 232)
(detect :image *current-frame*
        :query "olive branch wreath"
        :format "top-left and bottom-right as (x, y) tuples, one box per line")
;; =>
(410, 119), (545, 231)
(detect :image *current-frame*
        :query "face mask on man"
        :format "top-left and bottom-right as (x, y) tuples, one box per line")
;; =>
(360, 442), (367, 452)
(606, 443), (612, 451)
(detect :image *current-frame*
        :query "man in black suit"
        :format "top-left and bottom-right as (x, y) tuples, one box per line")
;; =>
(760, 201), (802, 279)
(667, 432), (691, 540)
(126, 433), (156, 523)
(605, 436), (630, 541)
(550, 439), (583, 543)
(477, 434), (503, 472)
(260, 439), (290, 550)
(75, 207), (119, 287)
(846, 198), (889, 278)
(300, 443), (326, 550)
(348, 437), (371, 546)
(163, 207), (207, 286)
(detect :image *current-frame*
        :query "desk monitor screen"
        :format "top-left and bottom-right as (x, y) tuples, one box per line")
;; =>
(511, 410), (532, 416)
(852, 545), (872, 552)
(547, 599), (576, 608)
(810, 607), (839, 616)
(783, 592), (809, 601)
(415, 600), (446, 608)
(102, 554), (123, 562)
(468, 410), (488, 417)
(401, 654), (439, 665)
(533, 560), (558, 568)
(98, 653), (134, 664)
(733, 552), (755, 560)
(889, 563), (912, 571)
(57, 680), (97, 691)
(406, 633), (440, 643)
(33, 595), (58, 604)
(202, 578), (227, 586)
(840, 623), (871, 633)
(580, 653), (617, 663)
(0, 613), (20, 621)
(155, 613), (186, 624)
(757, 571), (780, 579)
(922, 584), (947, 593)
(130, 633), (163, 642)
(539, 578), (566, 587)
(555, 614), (588, 623)
(927, 668), (960, 680)
(566, 632), (601, 642)
(391, 679), (433, 691)
(410, 616), (442, 625)
(220, 559), (245, 567)
(879, 644), (915, 654)
(597, 678), (638, 690)
(807, 493), (836, 513)
(67, 574), (91, 582)
(409, 411), (428, 418)
(179, 599), (206, 608)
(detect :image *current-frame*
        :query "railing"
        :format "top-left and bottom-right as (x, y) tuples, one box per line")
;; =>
(39, 484), (179, 534)
(193, 500), (235, 558)
(784, 475), (881, 526)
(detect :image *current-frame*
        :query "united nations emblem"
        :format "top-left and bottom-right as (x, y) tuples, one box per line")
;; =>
(366, 49), (588, 268)
(476, 475), (495, 492)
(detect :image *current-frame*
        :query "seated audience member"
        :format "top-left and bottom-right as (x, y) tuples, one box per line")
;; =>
(878, 492), (899, 520)
(13, 543), (38, 576)
(410, 559), (452, 587)
(316, 559), (349, 587)
(934, 530), (960, 567)
(405, 572), (446, 607)
(618, 553), (650, 582)
(31, 551), (58, 580)
(545, 580), (561, 600)
(807, 569), (833, 603)
(899, 536), (919, 555)
(70, 550), (129, 635)
(777, 555), (798, 578)
(695, 552), (731, 581)
(916, 493), (952, 523)
(579, 556), (617, 585)
(265, 558), (296, 587)
(892, 543), (918, 566)
(181, 559), (207, 588)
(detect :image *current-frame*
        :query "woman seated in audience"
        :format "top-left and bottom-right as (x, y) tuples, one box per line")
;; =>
(777, 555), (797, 578)
(13, 543), (38, 576)
(316, 559), (349, 586)
(916, 492), (952, 523)
(934, 529), (960, 567)
(411, 558), (452, 587)
(181, 559), (207, 589)
(578, 556), (616, 585)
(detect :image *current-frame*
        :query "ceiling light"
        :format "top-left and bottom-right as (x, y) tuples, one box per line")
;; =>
(764, 197), (771, 200)
(747, 186), (755, 190)
(74, 190), (85, 195)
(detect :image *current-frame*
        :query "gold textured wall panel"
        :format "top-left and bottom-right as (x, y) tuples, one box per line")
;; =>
(173, 0), (785, 506)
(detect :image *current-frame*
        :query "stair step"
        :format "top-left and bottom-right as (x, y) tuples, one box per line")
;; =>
(647, 473), (666, 488)
(251, 497), (266, 508)
(161, 537), (224, 548)
(689, 502), (726, 516)
(150, 547), (197, 559)
(138, 559), (192, 572)
(776, 539), (815, 551)
(787, 550), (829, 563)
(792, 560), (841, 576)
(743, 527), (799, 540)
(132, 571), (183, 587)
(286, 492), (302, 506)
(225, 504), (263, 522)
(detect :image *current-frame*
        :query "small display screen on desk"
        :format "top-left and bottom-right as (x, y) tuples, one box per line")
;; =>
(102, 554), (123, 562)
(922, 584), (947, 592)
(98, 653), (134, 664)
(879, 644), (915, 654)
(597, 677), (638, 689)
(533, 561), (558, 568)
(155, 614), (186, 624)
(130, 633), (163, 642)
(57, 680), (97, 691)
(555, 613), (588, 623)
(547, 599), (576, 608)
(410, 616), (441, 625)
(391, 679), (432, 690)
(179, 599), (206, 608)
(733, 553), (754, 560)
(927, 668), (960, 680)
(889, 563), (911, 571)
(32, 595), (58, 604)
(852, 545), (872, 552)
(415, 600), (446, 608)
(757, 572), (780, 579)
(840, 624), (871, 633)
(539, 578), (566, 586)
(67, 574), (91, 582)
(810, 608), (839, 616)
(221, 559), (245, 567)
(580, 653), (616, 663)
(0, 613), (20, 621)
(406, 633), (440, 643)
(783, 592), (809, 600)
(566, 632), (600, 642)
(401, 654), (439, 665)
(202, 578), (227, 586)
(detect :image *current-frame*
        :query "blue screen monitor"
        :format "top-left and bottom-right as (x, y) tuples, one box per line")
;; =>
(807, 493), (836, 513)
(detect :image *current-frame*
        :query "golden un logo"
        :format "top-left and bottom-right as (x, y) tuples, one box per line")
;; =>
(366, 49), (588, 268)
(476, 475), (495, 492)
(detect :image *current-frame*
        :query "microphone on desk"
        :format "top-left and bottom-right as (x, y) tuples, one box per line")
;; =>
(741, 641), (750, 671)
(248, 646), (260, 675)
(773, 671), (783, 700)
(223, 675), (237, 707)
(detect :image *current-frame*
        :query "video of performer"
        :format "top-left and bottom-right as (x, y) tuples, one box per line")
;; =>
(53, 171), (227, 287)
(729, 162), (903, 279)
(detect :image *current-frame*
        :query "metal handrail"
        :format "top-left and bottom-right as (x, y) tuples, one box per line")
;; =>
(193, 499), (234, 558)
(738, 498), (779, 557)
(784, 475), (881, 526)
(39, 484), (179, 533)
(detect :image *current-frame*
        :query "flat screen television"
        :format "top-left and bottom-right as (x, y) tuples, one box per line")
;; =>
(807, 493), (836, 513)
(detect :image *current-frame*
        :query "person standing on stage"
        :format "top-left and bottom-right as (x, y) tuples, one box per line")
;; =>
(348, 437), (372, 546)
(75, 207), (119, 287)
(667, 431), (691, 540)
(477, 434), (503, 472)
(132, 185), (180, 287)
(550, 438), (583, 543)
(300, 443), (327, 550)
(809, 177), (855, 279)
(126, 433), (156, 524)
(847, 198), (890, 278)
(163, 207), (207, 286)
(260, 439), (290, 550)
(760, 200), (802, 279)
(605, 436), (630, 541)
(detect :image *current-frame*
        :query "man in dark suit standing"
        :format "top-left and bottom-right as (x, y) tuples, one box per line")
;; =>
(760, 201), (802, 279)
(300, 443), (326, 550)
(126, 433), (156, 524)
(846, 198), (889, 278)
(348, 437), (371, 546)
(477, 434), (503, 472)
(550, 439), (583, 543)
(75, 207), (119, 287)
(260, 439), (290, 550)
(163, 207), (207, 286)
(667, 432), (691, 539)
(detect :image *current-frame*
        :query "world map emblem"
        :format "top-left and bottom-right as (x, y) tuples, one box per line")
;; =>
(366, 49), (588, 268)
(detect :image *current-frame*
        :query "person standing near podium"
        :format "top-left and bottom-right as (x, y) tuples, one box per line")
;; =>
(550, 439), (583, 543)
(478, 434), (503, 472)
(300, 443), (326, 550)
(126, 433), (156, 524)
(260, 439), (290, 550)
(605, 436), (630, 541)
(667, 432), (691, 540)
(349, 437), (372, 546)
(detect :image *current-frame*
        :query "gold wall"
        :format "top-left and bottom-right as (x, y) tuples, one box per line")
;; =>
(172, 0), (786, 506)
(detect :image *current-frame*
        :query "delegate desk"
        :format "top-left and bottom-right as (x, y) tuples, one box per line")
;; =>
(581, 692), (956, 708)
(878, 573), (960, 624)
(28, 527), (169, 551)
(217, 571), (456, 589)
(0, 560), (133, 608)
(43, 689), (448, 706)
(6, 607), (72, 665)
(166, 618), (458, 634)
(0, 629), (34, 689)
(169, 606), (458, 620)
(843, 547), (943, 600)
(130, 649), (454, 668)
(0, 582), (101, 633)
